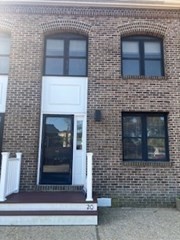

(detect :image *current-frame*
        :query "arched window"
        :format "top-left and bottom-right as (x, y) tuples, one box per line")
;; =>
(0, 33), (11, 75)
(121, 36), (164, 77)
(44, 33), (88, 76)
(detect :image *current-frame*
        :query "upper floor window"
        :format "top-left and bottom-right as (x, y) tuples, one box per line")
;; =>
(44, 33), (87, 76)
(122, 112), (169, 162)
(121, 36), (164, 77)
(0, 33), (11, 75)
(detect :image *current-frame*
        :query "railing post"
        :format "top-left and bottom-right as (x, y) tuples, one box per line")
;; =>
(86, 152), (93, 202)
(0, 152), (10, 202)
(15, 152), (22, 193)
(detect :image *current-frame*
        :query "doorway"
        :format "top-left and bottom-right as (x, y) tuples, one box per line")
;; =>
(40, 115), (74, 184)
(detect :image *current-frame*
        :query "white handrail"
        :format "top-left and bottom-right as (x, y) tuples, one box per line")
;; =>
(86, 152), (93, 202)
(0, 152), (22, 202)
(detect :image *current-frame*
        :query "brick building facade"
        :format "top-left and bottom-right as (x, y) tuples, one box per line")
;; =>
(0, 0), (180, 207)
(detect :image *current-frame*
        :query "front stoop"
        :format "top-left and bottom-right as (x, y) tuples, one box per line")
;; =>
(0, 192), (98, 225)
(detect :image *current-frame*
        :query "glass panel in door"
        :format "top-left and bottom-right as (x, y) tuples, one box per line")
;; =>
(40, 115), (74, 184)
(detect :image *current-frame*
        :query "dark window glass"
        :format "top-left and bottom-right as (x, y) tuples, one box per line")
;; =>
(69, 40), (86, 57)
(69, 59), (86, 76)
(122, 113), (169, 161)
(0, 33), (10, 75)
(46, 39), (64, 56)
(44, 33), (87, 76)
(122, 36), (164, 77)
(122, 60), (140, 76)
(45, 58), (64, 75)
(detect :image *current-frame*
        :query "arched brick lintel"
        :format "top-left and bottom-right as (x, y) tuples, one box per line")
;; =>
(0, 19), (13, 33)
(40, 19), (92, 36)
(118, 21), (167, 38)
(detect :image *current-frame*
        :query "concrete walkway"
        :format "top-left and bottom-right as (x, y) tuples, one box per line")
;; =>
(0, 208), (180, 240)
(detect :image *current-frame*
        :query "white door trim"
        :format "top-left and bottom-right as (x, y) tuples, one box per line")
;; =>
(72, 114), (87, 185)
(37, 76), (88, 185)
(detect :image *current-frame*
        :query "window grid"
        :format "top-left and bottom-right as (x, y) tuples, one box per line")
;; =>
(44, 33), (88, 77)
(122, 113), (169, 162)
(121, 36), (164, 77)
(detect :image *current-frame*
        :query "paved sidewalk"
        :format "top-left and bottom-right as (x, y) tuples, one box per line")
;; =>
(0, 208), (180, 240)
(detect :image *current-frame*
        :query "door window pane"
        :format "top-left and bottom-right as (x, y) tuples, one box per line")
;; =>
(122, 41), (139, 58)
(42, 116), (73, 185)
(69, 40), (86, 57)
(45, 58), (63, 75)
(69, 59), (86, 76)
(76, 120), (83, 150)
(123, 60), (140, 76)
(46, 39), (64, 56)
(145, 60), (161, 76)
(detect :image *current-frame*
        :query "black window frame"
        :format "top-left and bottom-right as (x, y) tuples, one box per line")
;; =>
(121, 35), (164, 77)
(122, 112), (169, 162)
(44, 33), (88, 77)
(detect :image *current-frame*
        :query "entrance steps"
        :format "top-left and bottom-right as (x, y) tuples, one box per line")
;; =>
(0, 191), (98, 225)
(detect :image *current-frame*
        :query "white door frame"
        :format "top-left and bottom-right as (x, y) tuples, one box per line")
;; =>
(37, 76), (88, 185)
(37, 113), (87, 185)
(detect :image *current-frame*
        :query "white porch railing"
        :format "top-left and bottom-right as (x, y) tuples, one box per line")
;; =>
(85, 152), (93, 202)
(0, 152), (22, 202)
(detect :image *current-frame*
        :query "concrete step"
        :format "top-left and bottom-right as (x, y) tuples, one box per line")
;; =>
(0, 191), (98, 225)
(0, 202), (97, 211)
(0, 210), (98, 225)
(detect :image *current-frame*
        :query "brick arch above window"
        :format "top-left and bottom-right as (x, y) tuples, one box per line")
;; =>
(0, 19), (13, 33)
(118, 21), (167, 38)
(40, 19), (92, 36)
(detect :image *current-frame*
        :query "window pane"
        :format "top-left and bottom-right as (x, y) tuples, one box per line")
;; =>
(46, 39), (64, 56)
(69, 59), (86, 76)
(69, 40), (86, 57)
(122, 41), (139, 58)
(123, 138), (142, 160)
(123, 60), (140, 76)
(76, 120), (83, 150)
(148, 138), (166, 160)
(0, 34), (10, 55)
(45, 58), (63, 75)
(144, 42), (161, 58)
(147, 116), (165, 137)
(0, 56), (9, 74)
(123, 116), (142, 137)
(145, 60), (162, 76)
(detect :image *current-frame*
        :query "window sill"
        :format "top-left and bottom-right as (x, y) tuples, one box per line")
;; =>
(121, 75), (167, 80)
(123, 161), (172, 167)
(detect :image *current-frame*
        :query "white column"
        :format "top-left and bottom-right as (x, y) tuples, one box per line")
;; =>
(86, 152), (93, 202)
(0, 152), (10, 202)
(15, 152), (22, 193)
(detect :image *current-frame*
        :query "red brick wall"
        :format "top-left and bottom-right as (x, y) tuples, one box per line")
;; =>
(0, 4), (179, 206)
